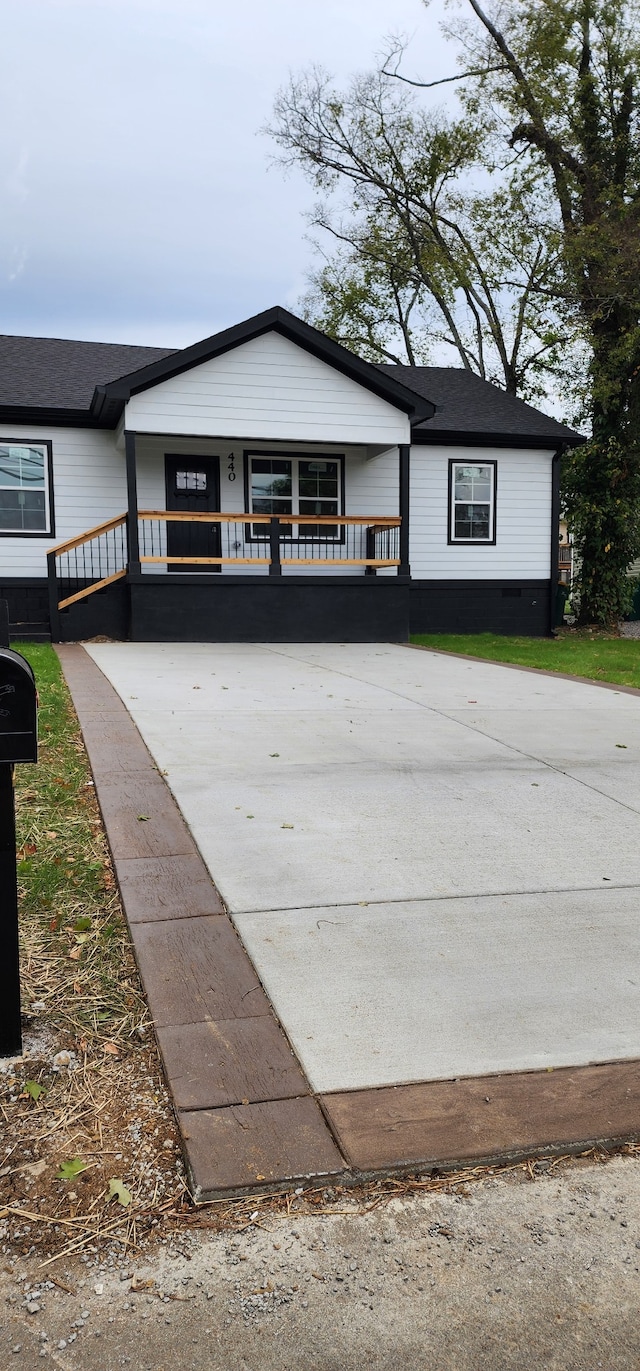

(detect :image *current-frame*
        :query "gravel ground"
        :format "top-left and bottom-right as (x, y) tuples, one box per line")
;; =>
(1, 1152), (640, 1369)
(619, 621), (640, 639)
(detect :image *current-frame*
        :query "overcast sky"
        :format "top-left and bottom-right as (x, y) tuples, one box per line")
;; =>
(0, 0), (453, 346)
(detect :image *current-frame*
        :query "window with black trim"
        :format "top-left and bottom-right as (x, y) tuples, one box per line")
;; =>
(248, 453), (343, 538)
(449, 461), (496, 543)
(0, 441), (52, 534)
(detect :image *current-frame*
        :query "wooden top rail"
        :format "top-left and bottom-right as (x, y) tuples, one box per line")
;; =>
(49, 513), (127, 557)
(139, 510), (270, 524)
(140, 555), (399, 567)
(138, 511), (401, 527)
(58, 568), (128, 610)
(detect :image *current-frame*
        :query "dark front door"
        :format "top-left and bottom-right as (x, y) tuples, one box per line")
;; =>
(165, 455), (221, 573)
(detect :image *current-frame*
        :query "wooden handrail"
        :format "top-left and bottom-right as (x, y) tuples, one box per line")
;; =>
(49, 513), (127, 556)
(139, 556), (398, 567)
(48, 507), (402, 628)
(50, 511), (399, 553)
(58, 568), (128, 610)
(140, 556), (270, 565)
(138, 510), (401, 527)
(139, 511), (271, 524)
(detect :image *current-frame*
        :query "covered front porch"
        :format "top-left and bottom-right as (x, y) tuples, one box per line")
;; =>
(47, 431), (411, 642)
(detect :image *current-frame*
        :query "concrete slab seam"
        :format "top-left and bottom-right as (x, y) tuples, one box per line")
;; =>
(53, 641), (640, 1198)
(257, 643), (640, 818)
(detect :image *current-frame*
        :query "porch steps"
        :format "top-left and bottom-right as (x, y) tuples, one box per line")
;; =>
(9, 622), (51, 644)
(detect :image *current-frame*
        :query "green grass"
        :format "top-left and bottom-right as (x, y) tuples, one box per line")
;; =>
(410, 632), (640, 689)
(12, 642), (146, 1039)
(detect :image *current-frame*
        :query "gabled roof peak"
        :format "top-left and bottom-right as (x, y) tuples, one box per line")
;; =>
(90, 306), (434, 427)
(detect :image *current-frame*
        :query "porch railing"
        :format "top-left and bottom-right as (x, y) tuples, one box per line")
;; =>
(47, 510), (402, 629)
(137, 511), (401, 573)
(47, 514), (129, 630)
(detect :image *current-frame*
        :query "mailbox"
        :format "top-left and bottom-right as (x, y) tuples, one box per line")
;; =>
(0, 648), (37, 765)
(0, 646), (37, 1056)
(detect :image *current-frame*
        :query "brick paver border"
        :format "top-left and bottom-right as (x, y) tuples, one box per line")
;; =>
(56, 644), (640, 1199)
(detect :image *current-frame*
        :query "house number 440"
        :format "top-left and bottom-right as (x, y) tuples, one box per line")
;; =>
(227, 453), (236, 482)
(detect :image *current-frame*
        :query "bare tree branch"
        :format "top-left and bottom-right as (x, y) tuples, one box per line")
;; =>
(464, 0), (578, 230)
(381, 63), (507, 89)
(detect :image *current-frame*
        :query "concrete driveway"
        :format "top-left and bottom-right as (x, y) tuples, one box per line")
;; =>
(86, 641), (640, 1096)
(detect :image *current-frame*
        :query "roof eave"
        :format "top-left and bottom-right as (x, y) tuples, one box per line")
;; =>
(0, 404), (104, 429)
(411, 427), (585, 449)
(90, 307), (435, 426)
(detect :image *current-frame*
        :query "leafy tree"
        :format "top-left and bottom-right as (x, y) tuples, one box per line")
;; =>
(452, 0), (640, 622)
(270, 68), (570, 401)
(269, 1), (640, 624)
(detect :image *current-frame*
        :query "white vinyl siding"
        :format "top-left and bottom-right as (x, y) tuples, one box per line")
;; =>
(124, 331), (411, 445)
(0, 426), (126, 578)
(133, 436), (400, 578)
(0, 421), (553, 586)
(409, 446), (553, 578)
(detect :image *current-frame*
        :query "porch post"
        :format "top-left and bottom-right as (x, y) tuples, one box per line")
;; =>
(46, 551), (61, 643)
(399, 443), (411, 577)
(268, 517), (282, 577)
(124, 431), (140, 575)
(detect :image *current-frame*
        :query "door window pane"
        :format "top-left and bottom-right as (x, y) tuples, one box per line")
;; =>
(176, 470), (207, 492)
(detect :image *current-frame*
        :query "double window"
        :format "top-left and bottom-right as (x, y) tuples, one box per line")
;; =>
(247, 452), (343, 538)
(449, 461), (496, 543)
(0, 441), (53, 535)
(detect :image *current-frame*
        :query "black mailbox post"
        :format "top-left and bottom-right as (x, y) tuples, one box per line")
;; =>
(0, 648), (37, 1057)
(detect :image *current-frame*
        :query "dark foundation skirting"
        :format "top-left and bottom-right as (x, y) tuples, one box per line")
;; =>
(410, 580), (551, 637)
(127, 575), (410, 644)
(0, 578), (50, 639)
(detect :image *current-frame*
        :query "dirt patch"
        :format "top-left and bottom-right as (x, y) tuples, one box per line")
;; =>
(0, 984), (186, 1268)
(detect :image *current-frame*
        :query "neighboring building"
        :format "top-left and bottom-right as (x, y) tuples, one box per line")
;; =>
(0, 306), (581, 642)
(558, 519), (573, 586)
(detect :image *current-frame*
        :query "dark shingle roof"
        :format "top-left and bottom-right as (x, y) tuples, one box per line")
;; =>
(378, 364), (580, 445)
(0, 335), (175, 411)
(0, 330), (581, 445)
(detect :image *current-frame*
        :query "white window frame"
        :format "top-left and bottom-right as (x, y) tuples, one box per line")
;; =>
(245, 450), (344, 541)
(0, 439), (54, 538)
(448, 459), (496, 545)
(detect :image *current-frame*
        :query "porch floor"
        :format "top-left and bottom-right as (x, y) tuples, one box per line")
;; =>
(61, 642), (640, 1194)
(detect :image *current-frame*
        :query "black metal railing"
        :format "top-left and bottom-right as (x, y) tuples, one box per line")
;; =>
(138, 512), (271, 568)
(47, 514), (129, 630)
(46, 509), (402, 635)
(137, 512), (401, 574)
(276, 517), (400, 569)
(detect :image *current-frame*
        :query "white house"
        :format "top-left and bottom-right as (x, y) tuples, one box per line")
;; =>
(0, 306), (580, 643)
